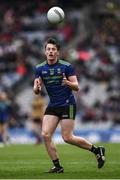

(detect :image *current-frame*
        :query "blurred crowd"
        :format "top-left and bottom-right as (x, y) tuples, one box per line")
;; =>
(0, 0), (120, 136)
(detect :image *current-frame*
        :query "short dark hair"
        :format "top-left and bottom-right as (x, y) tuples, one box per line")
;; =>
(45, 37), (60, 50)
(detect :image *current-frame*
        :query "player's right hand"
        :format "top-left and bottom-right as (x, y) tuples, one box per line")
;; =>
(33, 78), (41, 94)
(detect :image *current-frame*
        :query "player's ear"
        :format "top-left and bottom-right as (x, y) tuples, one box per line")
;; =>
(45, 50), (47, 57)
(57, 51), (59, 56)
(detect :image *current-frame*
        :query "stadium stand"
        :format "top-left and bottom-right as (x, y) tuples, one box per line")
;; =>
(0, 0), (120, 144)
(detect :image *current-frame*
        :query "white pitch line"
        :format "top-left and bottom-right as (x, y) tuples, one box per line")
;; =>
(0, 161), (119, 165)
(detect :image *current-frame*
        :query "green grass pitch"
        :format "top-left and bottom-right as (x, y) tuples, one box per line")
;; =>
(0, 143), (120, 179)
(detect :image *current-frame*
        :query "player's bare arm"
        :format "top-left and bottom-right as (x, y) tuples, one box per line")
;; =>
(33, 77), (42, 94)
(62, 73), (79, 91)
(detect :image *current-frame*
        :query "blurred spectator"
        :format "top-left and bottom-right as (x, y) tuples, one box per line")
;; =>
(30, 94), (46, 144)
(0, 91), (11, 147)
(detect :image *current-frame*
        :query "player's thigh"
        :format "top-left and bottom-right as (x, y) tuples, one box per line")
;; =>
(42, 115), (59, 135)
(60, 119), (75, 136)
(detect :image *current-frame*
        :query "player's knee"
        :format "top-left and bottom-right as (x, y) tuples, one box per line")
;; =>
(41, 131), (51, 141)
(62, 134), (72, 143)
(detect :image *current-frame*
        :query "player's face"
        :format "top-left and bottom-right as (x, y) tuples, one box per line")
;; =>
(45, 43), (59, 63)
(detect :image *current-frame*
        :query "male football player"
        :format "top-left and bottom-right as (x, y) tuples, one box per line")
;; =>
(33, 38), (105, 173)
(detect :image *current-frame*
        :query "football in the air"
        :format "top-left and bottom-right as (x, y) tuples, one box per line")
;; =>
(47, 7), (65, 24)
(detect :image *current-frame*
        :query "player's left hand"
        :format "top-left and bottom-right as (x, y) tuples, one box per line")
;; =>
(62, 73), (68, 86)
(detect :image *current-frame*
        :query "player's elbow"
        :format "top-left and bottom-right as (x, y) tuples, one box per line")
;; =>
(74, 84), (79, 91)
(76, 87), (79, 91)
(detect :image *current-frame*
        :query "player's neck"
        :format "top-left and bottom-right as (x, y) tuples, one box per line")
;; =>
(47, 58), (58, 65)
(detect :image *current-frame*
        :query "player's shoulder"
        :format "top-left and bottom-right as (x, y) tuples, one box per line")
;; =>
(36, 61), (47, 68)
(59, 59), (71, 66)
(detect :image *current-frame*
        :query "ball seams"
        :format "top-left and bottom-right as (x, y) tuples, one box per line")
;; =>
(54, 9), (63, 22)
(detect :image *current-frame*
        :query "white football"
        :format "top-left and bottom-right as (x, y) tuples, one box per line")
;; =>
(47, 7), (65, 24)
